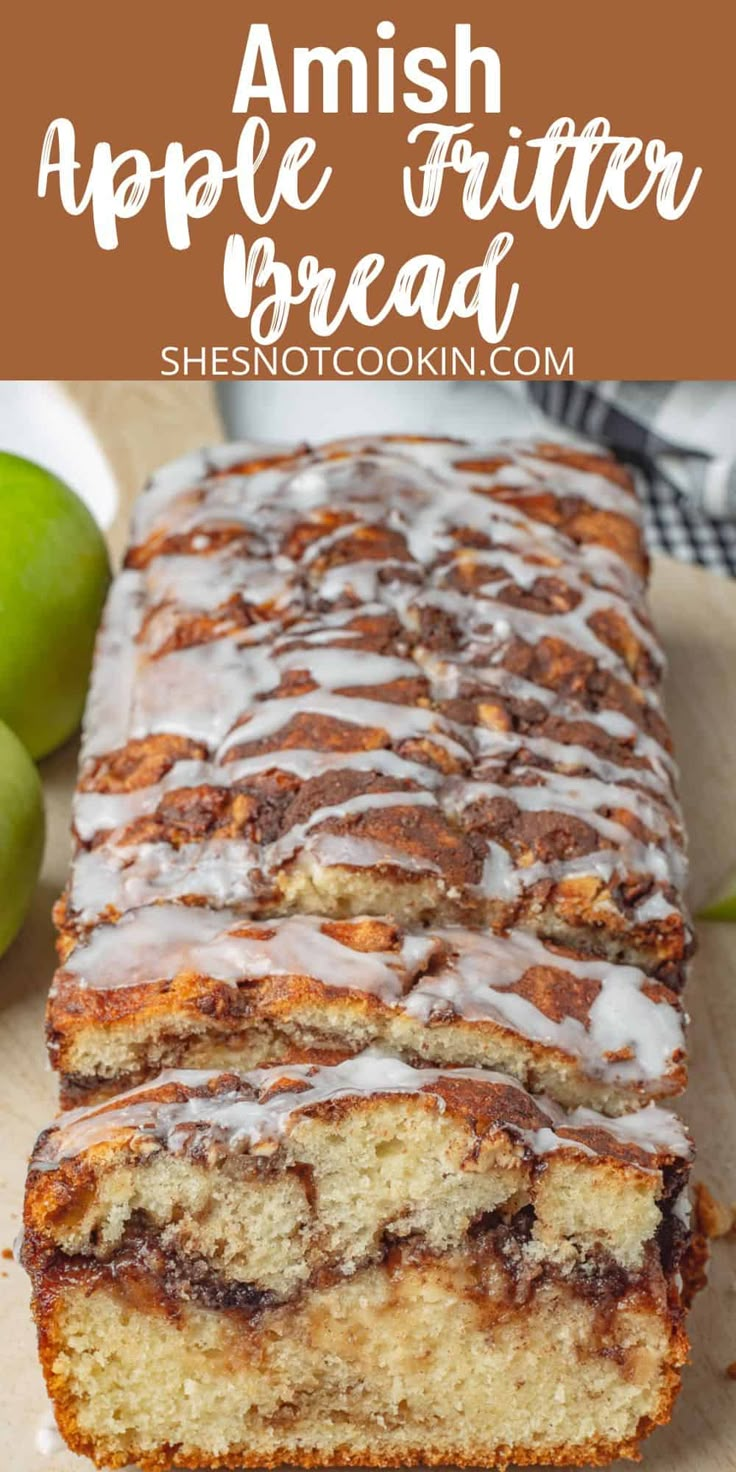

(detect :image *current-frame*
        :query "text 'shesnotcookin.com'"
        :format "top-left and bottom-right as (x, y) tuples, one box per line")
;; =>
(159, 343), (574, 379)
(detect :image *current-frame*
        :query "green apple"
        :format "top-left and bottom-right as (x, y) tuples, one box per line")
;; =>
(0, 453), (111, 758)
(0, 718), (45, 958)
(698, 867), (736, 923)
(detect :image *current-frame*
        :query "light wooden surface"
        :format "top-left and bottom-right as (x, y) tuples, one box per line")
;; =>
(0, 390), (734, 1469)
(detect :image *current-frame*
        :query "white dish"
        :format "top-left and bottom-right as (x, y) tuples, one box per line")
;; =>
(0, 381), (118, 530)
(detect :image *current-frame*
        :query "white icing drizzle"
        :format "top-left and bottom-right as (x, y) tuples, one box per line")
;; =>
(128, 638), (276, 750)
(268, 788), (439, 867)
(422, 654), (678, 788)
(74, 758), (223, 839)
(403, 581), (662, 705)
(475, 730), (678, 805)
(409, 929), (685, 1085)
(446, 771), (686, 897)
(146, 551), (297, 616)
(119, 638), (425, 755)
(31, 1051), (692, 1171)
(517, 450), (642, 518)
(80, 570), (145, 761)
(69, 839), (258, 921)
(58, 907), (433, 998)
(69, 749), (685, 925)
(73, 748), (444, 842)
(430, 541), (662, 669)
(56, 908), (685, 1090)
(69, 436), (686, 944)
(131, 440), (638, 575)
(217, 689), (468, 761)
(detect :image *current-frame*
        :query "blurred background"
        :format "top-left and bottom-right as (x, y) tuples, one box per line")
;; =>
(3, 379), (734, 575)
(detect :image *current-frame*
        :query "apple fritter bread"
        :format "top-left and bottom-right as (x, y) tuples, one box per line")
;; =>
(25, 436), (697, 1469)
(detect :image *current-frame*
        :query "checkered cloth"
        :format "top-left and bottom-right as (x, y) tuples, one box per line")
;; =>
(527, 382), (736, 577)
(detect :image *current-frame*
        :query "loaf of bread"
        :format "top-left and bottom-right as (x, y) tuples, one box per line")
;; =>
(25, 436), (696, 1468)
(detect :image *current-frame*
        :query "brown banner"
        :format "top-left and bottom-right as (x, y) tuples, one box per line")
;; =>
(2, 0), (733, 378)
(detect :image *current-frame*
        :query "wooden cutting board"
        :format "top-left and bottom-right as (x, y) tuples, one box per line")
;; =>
(1, 386), (735, 1470)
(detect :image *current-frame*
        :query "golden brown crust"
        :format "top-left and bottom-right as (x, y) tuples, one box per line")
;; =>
(46, 912), (687, 1112)
(24, 1059), (692, 1209)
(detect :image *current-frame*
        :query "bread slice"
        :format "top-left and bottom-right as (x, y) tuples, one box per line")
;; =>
(48, 908), (686, 1114)
(23, 1055), (693, 1471)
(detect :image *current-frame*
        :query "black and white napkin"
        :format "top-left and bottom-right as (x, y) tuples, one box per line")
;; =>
(528, 381), (736, 577)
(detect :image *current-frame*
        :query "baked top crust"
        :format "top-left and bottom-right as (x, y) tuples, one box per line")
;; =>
(48, 908), (687, 1111)
(27, 1052), (692, 1181)
(56, 435), (689, 981)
